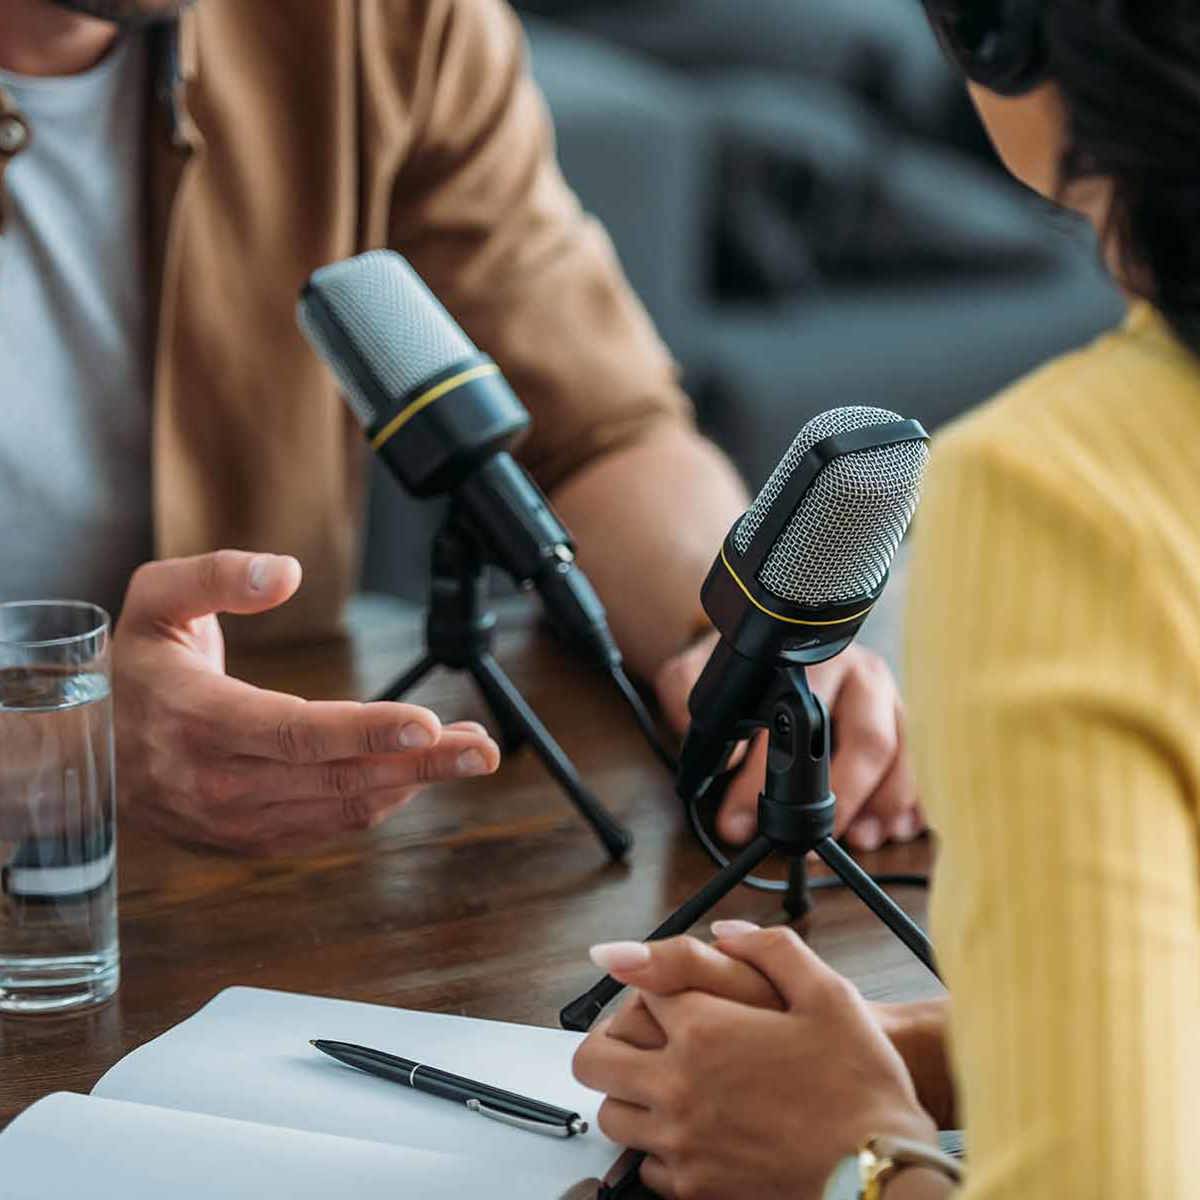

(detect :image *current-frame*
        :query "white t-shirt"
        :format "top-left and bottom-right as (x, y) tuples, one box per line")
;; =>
(0, 35), (152, 619)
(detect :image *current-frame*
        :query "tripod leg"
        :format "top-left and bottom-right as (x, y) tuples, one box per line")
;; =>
(560, 835), (775, 1031)
(784, 857), (811, 921)
(468, 653), (633, 864)
(813, 838), (940, 980)
(466, 656), (528, 754)
(376, 655), (437, 703)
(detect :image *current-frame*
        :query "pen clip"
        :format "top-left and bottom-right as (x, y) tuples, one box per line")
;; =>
(465, 1098), (586, 1138)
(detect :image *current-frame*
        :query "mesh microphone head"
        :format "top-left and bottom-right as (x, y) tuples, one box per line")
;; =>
(297, 251), (478, 429)
(733, 407), (928, 606)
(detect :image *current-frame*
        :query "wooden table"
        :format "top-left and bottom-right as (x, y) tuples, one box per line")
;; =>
(0, 595), (940, 1131)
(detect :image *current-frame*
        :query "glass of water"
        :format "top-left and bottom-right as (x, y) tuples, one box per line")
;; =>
(0, 602), (118, 1013)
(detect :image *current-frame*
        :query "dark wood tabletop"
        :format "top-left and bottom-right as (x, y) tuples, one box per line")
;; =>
(0, 594), (941, 1133)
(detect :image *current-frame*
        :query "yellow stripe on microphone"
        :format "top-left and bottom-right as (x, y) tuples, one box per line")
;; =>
(370, 363), (501, 451)
(719, 546), (875, 627)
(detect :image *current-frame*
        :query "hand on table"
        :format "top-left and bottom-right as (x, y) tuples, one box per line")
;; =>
(113, 551), (500, 855)
(573, 926), (937, 1200)
(654, 633), (925, 851)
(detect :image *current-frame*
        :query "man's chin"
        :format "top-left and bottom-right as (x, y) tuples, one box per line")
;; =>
(48, 0), (192, 25)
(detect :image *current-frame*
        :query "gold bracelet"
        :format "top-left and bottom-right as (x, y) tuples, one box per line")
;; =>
(859, 1134), (964, 1199)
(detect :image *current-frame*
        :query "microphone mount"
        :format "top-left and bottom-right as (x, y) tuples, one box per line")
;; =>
(560, 661), (937, 1031)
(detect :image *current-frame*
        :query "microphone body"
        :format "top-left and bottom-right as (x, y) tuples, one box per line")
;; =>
(677, 408), (929, 802)
(297, 253), (619, 669)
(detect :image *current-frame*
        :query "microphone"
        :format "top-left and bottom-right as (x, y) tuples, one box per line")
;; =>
(296, 250), (620, 670)
(676, 406), (929, 803)
(559, 407), (933, 1030)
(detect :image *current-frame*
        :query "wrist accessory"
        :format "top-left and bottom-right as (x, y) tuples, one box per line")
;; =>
(823, 1134), (965, 1199)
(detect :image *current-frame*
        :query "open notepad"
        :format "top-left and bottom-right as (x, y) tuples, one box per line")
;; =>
(0, 987), (621, 1199)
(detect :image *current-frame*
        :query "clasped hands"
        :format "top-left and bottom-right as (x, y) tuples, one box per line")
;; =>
(573, 927), (952, 1200)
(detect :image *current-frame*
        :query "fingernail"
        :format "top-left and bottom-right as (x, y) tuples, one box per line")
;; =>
(725, 811), (756, 843)
(247, 556), (276, 592)
(590, 942), (651, 973)
(711, 919), (760, 939)
(398, 723), (434, 750)
(850, 818), (882, 851)
(455, 749), (488, 777)
(893, 813), (919, 841)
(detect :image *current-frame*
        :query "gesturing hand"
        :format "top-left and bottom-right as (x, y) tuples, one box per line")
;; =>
(654, 633), (924, 851)
(113, 551), (500, 855)
(573, 927), (937, 1200)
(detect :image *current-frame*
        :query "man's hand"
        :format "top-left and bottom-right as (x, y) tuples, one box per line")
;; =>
(573, 926), (938, 1199)
(113, 551), (500, 855)
(654, 633), (924, 850)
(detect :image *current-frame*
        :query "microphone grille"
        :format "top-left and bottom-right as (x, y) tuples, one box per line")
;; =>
(733, 407), (928, 606)
(299, 251), (478, 426)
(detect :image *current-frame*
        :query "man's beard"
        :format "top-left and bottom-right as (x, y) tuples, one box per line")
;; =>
(49, 0), (191, 25)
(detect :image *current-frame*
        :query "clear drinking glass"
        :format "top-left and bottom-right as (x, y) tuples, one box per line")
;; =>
(0, 602), (119, 1013)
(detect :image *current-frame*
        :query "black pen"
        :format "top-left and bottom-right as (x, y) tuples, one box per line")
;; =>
(310, 1039), (589, 1139)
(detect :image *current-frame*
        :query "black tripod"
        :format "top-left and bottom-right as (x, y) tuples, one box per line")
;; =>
(560, 663), (938, 1031)
(378, 512), (632, 863)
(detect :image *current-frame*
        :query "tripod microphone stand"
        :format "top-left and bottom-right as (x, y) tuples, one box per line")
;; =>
(560, 662), (937, 1031)
(378, 509), (633, 863)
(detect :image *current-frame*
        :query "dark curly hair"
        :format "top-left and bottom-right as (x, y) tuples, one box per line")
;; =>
(1046, 1), (1200, 353)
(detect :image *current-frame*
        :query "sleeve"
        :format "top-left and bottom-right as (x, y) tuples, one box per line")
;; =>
(904, 420), (1200, 1199)
(384, 0), (693, 492)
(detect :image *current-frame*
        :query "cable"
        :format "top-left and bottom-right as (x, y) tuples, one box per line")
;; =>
(610, 665), (680, 775)
(808, 872), (930, 890)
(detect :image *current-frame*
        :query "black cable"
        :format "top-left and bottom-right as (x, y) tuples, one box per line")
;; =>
(610, 665), (680, 775)
(808, 872), (929, 890)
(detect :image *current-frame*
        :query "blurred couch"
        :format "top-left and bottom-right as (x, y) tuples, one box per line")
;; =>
(363, 3), (1124, 599)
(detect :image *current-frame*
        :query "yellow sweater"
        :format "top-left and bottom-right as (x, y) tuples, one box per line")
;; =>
(906, 304), (1200, 1199)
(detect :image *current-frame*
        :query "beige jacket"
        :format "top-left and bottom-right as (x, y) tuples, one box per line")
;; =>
(0, 0), (690, 643)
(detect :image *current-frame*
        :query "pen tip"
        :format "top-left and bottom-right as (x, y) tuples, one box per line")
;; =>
(309, 1040), (319, 1047)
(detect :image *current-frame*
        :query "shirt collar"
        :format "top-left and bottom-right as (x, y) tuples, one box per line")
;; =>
(0, 12), (198, 150)
(150, 12), (199, 151)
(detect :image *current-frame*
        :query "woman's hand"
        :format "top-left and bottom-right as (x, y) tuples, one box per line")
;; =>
(594, 925), (957, 1131)
(574, 926), (937, 1199)
(873, 1000), (957, 1131)
(597, 926), (785, 1050)
(595, 926), (956, 1131)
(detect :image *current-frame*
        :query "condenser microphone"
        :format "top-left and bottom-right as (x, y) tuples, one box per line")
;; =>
(676, 406), (929, 803)
(296, 250), (620, 670)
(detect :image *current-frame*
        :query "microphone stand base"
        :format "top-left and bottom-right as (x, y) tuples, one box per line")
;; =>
(377, 515), (632, 865)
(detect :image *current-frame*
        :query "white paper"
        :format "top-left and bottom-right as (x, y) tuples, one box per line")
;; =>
(0, 1092), (564, 1199)
(92, 986), (618, 1189)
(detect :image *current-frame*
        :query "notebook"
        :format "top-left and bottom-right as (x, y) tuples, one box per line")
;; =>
(0, 986), (622, 1199)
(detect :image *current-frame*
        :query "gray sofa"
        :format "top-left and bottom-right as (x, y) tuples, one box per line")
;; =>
(362, 12), (1123, 598)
